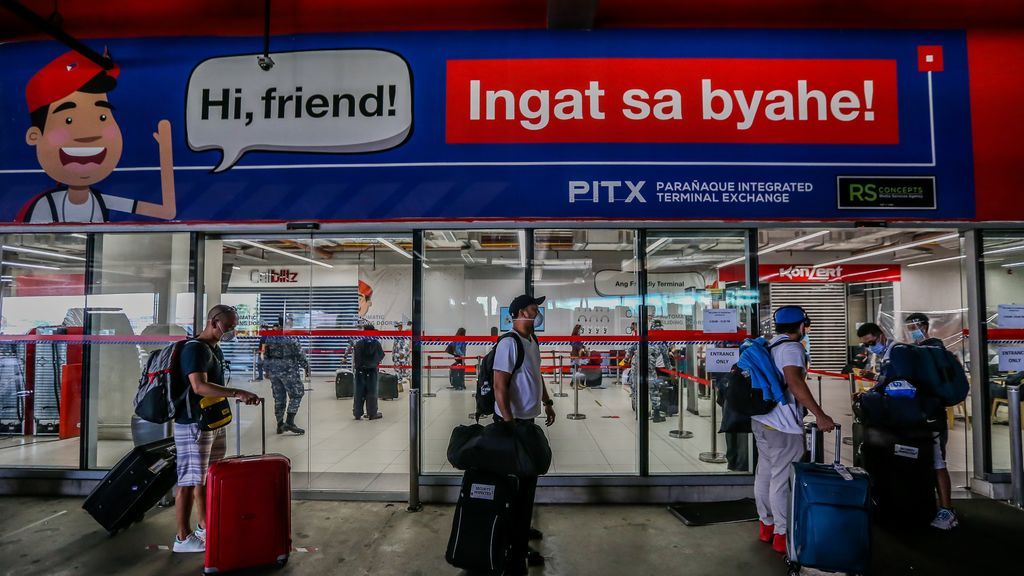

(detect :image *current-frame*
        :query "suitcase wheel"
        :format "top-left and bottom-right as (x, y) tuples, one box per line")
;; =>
(277, 555), (289, 567)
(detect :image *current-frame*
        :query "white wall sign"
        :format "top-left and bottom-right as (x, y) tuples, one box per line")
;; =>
(228, 265), (357, 288)
(706, 348), (740, 372)
(997, 304), (1024, 329)
(998, 347), (1024, 372)
(594, 269), (704, 296)
(704, 308), (738, 333)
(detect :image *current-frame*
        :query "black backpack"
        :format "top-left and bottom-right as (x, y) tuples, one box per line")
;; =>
(134, 339), (191, 423)
(475, 332), (532, 421)
(354, 338), (382, 369)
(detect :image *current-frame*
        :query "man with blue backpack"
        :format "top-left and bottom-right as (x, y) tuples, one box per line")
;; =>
(748, 306), (835, 554)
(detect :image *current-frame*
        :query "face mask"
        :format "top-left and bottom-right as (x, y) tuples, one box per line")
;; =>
(868, 342), (885, 355)
(513, 316), (541, 324)
(910, 329), (925, 342)
(219, 329), (236, 343)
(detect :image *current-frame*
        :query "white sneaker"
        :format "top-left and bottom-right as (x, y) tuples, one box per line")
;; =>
(193, 526), (206, 542)
(930, 508), (958, 530)
(172, 532), (206, 553)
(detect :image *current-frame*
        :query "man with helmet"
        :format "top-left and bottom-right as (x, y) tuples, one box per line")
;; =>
(753, 305), (836, 555)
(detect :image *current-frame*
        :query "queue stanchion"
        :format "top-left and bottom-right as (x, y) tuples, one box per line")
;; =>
(699, 379), (726, 463)
(469, 357), (481, 420)
(567, 366), (587, 420)
(1008, 384), (1024, 509)
(842, 372), (857, 446)
(669, 371), (692, 439)
(817, 374), (823, 404)
(555, 355), (568, 398)
(424, 356), (436, 398)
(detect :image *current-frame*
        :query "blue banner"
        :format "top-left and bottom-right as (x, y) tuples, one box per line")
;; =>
(0, 29), (974, 224)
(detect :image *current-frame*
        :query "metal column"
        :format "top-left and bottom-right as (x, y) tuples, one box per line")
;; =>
(408, 231), (424, 512)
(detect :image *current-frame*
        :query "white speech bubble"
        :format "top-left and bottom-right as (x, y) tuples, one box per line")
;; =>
(186, 49), (412, 172)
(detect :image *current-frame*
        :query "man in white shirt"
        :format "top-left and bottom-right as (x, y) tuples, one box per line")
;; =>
(752, 305), (835, 555)
(493, 294), (556, 576)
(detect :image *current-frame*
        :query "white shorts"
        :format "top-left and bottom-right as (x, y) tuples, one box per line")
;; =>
(932, 430), (948, 471)
(173, 423), (226, 487)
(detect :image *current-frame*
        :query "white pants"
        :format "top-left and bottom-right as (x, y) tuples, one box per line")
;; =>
(752, 420), (805, 535)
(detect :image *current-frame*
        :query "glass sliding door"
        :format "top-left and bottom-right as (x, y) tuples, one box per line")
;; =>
(205, 234), (413, 493)
(87, 232), (193, 468)
(645, 231), (754, 474)
(420, 230), (525, 474)
(307, 236), (412, 492)
(0, 233), (87, 468)
(980, 231), (1024, 474)
(207, 236), (313, 489)
(533, 229), (641, 474)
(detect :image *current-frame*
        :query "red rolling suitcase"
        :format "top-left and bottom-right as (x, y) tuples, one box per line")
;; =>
(204, 401), (291, 574)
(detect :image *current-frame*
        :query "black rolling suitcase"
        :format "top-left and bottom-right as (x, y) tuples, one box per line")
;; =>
(445, 469), (518, 574)
(858, 424), (937, 528)
(83, 437), (177, 535)
(379, 372), (399, 400)
(335, 370), (354, 398)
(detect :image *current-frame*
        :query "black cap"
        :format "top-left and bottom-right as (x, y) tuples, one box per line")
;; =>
(509, 294), (546, 319)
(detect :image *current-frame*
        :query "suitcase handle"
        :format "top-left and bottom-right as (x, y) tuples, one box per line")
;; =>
(806, 422), (842, 465)
(235, 398), (267, 456)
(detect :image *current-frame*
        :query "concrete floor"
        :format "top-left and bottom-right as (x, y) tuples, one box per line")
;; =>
(3, 494), (1023, 576)
(0, 496), (826, 576)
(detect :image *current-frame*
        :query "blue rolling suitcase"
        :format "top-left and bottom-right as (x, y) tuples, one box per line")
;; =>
(787, 424), (871, 576)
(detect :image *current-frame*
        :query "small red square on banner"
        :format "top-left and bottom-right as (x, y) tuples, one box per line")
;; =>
(918, 45), (944, 72)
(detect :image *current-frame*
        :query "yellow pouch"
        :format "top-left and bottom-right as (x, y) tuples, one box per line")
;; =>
(198, 396), (233, 431)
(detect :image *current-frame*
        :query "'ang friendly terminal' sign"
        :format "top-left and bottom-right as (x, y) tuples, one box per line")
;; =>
(0, 30), (973, 224)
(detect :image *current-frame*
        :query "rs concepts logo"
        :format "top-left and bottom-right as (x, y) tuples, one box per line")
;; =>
(569, 180), (647, 203)
(778, 266), (843, 281)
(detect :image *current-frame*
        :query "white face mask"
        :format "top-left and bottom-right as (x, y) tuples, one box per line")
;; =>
(219, 329), (236, 343)
(513, 316), (542, 324)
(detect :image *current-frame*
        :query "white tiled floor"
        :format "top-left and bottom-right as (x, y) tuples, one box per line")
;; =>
(0, 373), (987, 492)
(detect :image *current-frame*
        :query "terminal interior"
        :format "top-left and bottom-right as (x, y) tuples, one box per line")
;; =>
(0, 228), (1022, 493)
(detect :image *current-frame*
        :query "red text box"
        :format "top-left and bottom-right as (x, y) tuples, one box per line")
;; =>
(446, 58), (899, 145)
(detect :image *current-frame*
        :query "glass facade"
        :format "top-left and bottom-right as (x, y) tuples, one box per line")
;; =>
(0, 226), (1016, 493)
(981, 231), (1024, 474)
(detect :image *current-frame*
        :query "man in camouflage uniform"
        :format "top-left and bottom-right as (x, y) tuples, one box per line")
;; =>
(392, 321), (411, 384)
(264, 319), (309, 435)
(625, 319), (673, 422)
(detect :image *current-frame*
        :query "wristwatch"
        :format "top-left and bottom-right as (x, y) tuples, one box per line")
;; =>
(543, 399), (554, 407)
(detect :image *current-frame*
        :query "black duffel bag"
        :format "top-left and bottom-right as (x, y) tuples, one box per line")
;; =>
(853, 382), (944, 430)
(447, 421), (552, 476)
